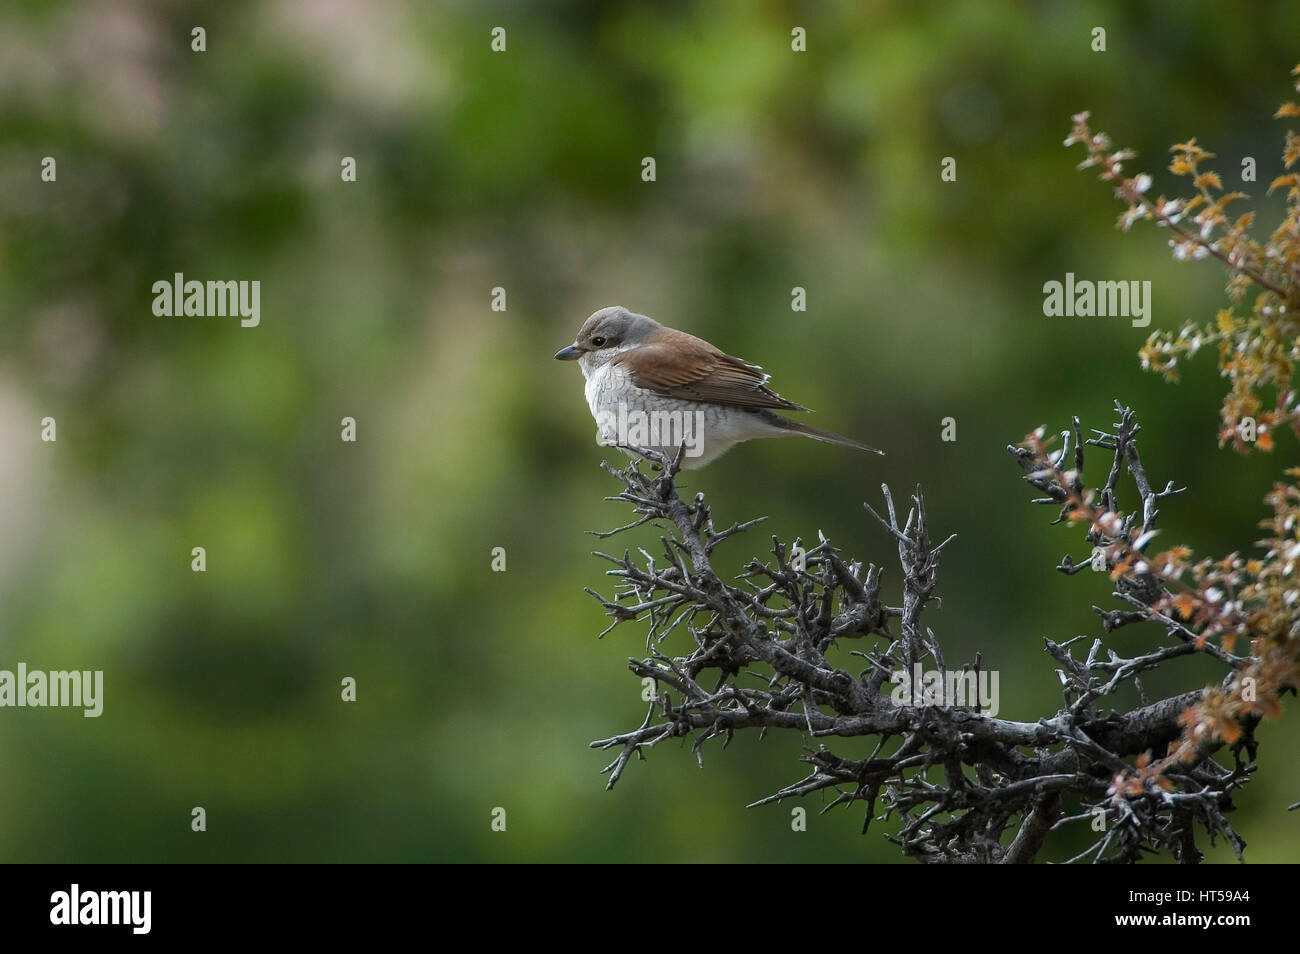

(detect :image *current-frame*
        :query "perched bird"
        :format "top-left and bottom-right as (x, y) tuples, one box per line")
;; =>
(555, 305), (884, 469)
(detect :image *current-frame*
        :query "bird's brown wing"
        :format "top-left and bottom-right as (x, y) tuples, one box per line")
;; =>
(613, 331), (808, 411)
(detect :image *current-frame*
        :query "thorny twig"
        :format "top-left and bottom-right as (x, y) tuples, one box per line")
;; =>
(586, 408), (1258, 863)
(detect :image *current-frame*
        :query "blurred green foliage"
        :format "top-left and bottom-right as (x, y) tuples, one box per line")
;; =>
(0, 0), (1296, 862)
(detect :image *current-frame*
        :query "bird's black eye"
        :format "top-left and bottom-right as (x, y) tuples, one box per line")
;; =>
(591, 336), (607, 347)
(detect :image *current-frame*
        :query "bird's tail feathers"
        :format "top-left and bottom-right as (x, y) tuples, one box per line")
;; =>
(765, 414), (885, 456)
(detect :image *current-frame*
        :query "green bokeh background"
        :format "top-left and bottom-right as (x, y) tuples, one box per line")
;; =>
(0, 0), (1296, 863)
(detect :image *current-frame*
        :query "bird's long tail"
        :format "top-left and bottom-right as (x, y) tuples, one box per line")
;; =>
(760, 411), (885, 456)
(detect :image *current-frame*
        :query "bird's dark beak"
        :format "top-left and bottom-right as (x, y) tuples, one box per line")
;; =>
(554, 345), (583, 360)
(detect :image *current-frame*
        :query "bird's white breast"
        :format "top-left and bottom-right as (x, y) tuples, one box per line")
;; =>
(574, 355), (782, 468)
(580, 359), (623, 422)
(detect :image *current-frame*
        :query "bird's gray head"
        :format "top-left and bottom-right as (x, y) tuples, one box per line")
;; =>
(554, 306), (661, 371)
